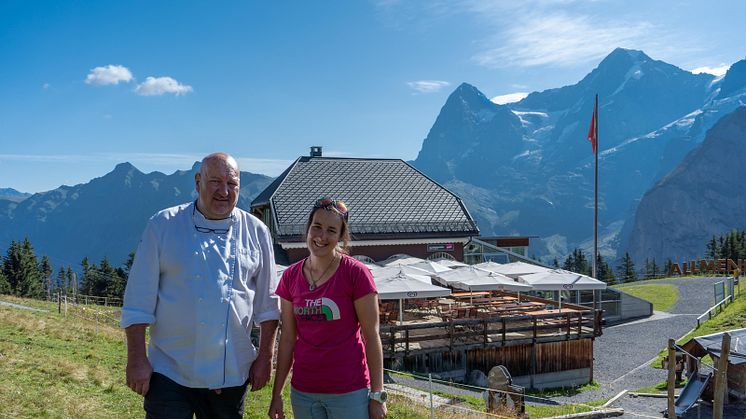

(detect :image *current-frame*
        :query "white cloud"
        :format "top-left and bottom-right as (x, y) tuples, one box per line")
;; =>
(491, 92), (529, 105)
(42, 83), (50, 90)
(473, 12), (653, 68)
(135, 76), (193, 96)
(406, 80), (451, 93)
(690, 65), (730, 77)
(85, 64), (134, 85)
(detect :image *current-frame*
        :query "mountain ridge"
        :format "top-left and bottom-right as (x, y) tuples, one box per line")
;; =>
(0, 162), (273, 269)
(412, 48), (745, 264)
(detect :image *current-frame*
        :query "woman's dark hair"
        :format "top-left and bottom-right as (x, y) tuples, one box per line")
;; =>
(305, 199), (351, 254)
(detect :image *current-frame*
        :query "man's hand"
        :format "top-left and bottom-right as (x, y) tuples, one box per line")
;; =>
(126, 356), (153, 396)
(249, 353), (272, 391)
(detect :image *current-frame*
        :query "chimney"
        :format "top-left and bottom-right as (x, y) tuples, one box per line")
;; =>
(310, 146), (322, 157)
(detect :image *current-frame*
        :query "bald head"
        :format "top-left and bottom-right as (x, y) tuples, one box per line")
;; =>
(200, 152), (240, 178)
(195, 152), (241, 219)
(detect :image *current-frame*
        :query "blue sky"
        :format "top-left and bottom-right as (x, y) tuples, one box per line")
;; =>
(2, 0), (745, 193)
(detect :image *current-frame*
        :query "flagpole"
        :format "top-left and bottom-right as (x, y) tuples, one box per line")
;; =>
(593, 94), (599, 279)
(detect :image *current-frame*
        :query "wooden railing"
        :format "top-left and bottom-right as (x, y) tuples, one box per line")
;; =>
(380, 309), (602, 356)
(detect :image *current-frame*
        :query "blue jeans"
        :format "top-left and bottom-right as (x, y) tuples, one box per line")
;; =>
(290, 387), (369, 419)
(143, 372), (249, 419)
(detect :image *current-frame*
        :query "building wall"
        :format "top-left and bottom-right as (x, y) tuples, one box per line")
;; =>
(285, 242), (465, 264)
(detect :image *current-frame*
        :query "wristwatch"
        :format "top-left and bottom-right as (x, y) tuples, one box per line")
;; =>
(369, 390), (388, 403)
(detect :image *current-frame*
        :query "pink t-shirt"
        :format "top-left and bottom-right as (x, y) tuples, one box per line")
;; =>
(275, 254), (377, 394)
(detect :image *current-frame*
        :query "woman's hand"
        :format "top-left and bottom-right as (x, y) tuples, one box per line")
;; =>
(268, 395), (285, 419)
(369, 400), (387, 419)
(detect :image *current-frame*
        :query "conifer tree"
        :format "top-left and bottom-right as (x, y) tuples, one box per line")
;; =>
(39, 255), (53, 299)
(644, 258), (660, 279)
(706, 236), (718, 259)
(595, 254), (612, 283)
(664, 258), (673, 277)
(56, 267), (66, 294)
(616, 252), (637, 282)
(563, 248), (590, 275)
(3, 238), (43, 297)
(65, 266), (76, 297)
(0, 270), (9, 294)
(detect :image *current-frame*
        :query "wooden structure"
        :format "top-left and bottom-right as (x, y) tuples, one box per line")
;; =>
(378, 292), (602, 388)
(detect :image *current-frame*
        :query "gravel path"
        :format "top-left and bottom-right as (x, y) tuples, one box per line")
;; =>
(553, 276), (741, 417)
(0, 300), (48, 312)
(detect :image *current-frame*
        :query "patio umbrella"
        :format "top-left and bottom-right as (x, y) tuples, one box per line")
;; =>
(431, 258), (468, 268)
(373, 270), (451, 323)
(476, 261), (552, 279)
(518, 269), (606, 310)
(518, 269), (607, 291)
(435, 266), (533, 294)
(409, 260), (453, 274)
(380, 254), (426, 267)
(370, 265), (434, 282)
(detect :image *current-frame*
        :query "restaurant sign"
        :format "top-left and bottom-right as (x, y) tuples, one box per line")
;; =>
(668, 258), (745, 276)
(427, 243), (455, 252)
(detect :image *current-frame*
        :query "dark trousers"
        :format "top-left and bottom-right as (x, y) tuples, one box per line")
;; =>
(144, 373), (250, 419)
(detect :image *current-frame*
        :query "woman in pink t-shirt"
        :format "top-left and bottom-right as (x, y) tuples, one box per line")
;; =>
(268, 199), (387, 419)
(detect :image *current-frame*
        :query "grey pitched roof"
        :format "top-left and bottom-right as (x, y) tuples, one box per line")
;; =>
(252, 157), (479, 240)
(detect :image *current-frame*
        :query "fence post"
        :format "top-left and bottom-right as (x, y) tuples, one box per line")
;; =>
(713, 333), (731, 419)
(57, 291), (61, 314)
(429, 373), (434, 419)
(667, 339), (677, 419)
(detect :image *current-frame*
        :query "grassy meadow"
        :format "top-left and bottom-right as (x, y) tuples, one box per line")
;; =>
(13, 291), (729, 417)
(0, 297), (499, 418)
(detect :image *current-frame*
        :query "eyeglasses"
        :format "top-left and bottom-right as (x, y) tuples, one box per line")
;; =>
(192, 202), (234, 234)
(314, 198), (349, 221)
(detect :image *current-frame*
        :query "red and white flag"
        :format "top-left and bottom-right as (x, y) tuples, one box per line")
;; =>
(587, 99), (598, 154)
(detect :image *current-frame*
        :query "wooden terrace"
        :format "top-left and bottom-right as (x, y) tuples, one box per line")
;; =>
(378, 292), (602, 357)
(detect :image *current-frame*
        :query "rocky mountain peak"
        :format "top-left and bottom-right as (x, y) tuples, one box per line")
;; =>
(716, 58), (746, 99)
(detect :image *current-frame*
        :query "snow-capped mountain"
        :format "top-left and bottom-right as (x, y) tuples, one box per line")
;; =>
(413, 48), (746, 264)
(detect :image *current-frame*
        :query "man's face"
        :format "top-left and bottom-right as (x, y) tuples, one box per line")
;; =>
(195, 156), (240, 219)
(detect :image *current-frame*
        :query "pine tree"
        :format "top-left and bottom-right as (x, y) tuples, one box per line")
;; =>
(706, 236), (719, 259)
(616, 252), (637, 282)
(563, 249), (590, 275)
(3, 238), (43, 297)
(664, 258), (674, 277)
(2, 240), (21, 293)
(80, 257), (95, 296)
(551, 258), (559, 268)
(39, 255), (53, 299)
(56, 267), (67, 295)
(645, 258), (659, 279)
(65, 266), (76, 297)
(100, 257), (125, 299)
(595, 254), (612, 283)
(0, 270), (9, 294)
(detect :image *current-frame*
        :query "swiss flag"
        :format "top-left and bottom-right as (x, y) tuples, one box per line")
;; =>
(587, 99), (598, 154)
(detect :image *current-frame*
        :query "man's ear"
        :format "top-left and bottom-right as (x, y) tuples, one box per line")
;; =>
(195, 172), (201, 193)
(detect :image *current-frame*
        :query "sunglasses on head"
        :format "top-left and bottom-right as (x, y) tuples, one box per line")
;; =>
(314, 198), (348, 221)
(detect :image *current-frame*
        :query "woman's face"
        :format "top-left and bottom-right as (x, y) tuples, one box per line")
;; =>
(306, 209), (343, 259)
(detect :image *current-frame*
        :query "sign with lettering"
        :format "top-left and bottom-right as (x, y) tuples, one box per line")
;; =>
(668, 258), (746, 276)
(427, 243), (455, 252)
